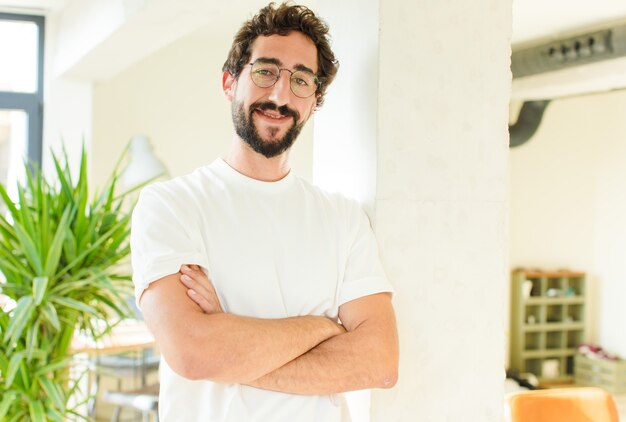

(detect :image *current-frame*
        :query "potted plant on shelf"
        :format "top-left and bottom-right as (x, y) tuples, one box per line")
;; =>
(0, 146), (145, 421)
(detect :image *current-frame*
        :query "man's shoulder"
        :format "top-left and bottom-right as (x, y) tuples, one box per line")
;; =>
(139, 164), (219, 203)
(292, 175), (364, 216)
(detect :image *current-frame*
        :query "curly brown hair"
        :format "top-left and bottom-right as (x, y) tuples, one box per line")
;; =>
(222, 2), (338, 107)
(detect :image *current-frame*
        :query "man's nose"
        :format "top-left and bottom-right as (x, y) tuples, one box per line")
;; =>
(268, 71), (291, 106)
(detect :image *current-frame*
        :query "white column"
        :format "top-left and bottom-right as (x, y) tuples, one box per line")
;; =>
(315, 1), (512, 420)
(313, 0), (380, 216)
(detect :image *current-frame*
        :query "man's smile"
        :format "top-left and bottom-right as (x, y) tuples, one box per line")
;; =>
(254, 107), (293, 124)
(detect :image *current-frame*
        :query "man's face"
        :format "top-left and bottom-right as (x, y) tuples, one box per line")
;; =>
(226, 32), (319, 158)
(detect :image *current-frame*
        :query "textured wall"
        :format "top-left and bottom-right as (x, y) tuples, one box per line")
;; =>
(315, 0), (512, 420)
(510, 89), (626, 357)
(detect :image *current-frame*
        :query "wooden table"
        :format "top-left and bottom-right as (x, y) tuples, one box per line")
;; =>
(71, 319), (156, 354)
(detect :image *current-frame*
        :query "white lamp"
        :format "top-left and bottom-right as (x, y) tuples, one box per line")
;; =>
(122, 135), (168, 188)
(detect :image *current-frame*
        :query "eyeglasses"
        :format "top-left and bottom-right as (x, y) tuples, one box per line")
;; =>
(248, 60), (319, 98)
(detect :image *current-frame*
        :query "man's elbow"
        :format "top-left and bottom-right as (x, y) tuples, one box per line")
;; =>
(380, 370), (398, 389)
(165, 349), (215, 381)
(377, 361), (399, 389)
(165, 345), (244, 383)
(375, 347), (399, 389)
(158, 334), (228, 381)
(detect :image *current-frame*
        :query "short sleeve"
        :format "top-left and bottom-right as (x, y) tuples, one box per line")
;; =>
(338, 201), (394, 306)
(130, 185), (209, 306)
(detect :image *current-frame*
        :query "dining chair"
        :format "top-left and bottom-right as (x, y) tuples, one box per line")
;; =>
(103, 382), (159, 422)
(89, 348), (160, 420)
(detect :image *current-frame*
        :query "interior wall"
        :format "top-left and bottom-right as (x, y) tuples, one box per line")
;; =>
(92, 23), (314, 190)
(42, 13), (93, 179)
(375, 0), (511, 419)
(316, 0), (511, 420)
(509, 88), (626, 356)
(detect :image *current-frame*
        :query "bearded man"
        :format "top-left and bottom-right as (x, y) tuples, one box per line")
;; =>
(131, 3), (399, 421)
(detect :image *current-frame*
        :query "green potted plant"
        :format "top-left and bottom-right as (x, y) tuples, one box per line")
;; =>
(0, 146), (144, 421)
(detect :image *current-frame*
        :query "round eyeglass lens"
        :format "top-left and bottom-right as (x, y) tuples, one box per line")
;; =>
(250, 61), (317, 98)
(250, 62), (279, 88)
(290, 71), (317, 98)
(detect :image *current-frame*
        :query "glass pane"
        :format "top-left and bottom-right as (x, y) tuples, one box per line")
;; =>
(0, 109), (27, 202)
(0, 20), (38, 93)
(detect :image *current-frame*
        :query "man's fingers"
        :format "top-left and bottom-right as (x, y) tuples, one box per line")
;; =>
(186, 289), (215, 313)
(180, 264), (224, 314)
(180, 273), (211, 296)
(180, 265), (216, 293)
(180, 264), (206, 279)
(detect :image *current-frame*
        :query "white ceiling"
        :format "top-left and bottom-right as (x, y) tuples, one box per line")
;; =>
(0, 0), (67, 14)
(512, 0), (626, 45)
(4, 0), (626, 100)
(4, 1), (626, 47)
(0, 0), (626, 45)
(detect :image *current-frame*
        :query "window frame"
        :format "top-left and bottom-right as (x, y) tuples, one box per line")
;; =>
(0, 12), (45, 165)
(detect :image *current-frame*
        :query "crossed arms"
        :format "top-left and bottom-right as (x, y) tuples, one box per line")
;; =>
(139, 265), (399, 395)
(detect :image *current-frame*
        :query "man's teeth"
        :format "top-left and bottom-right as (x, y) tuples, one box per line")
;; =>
(261, 110), (284, 119)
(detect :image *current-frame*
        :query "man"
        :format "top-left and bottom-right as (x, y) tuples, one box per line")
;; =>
(131, 3), (398, 421)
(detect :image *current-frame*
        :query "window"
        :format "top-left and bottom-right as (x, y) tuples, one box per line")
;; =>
(0, 13), (44, 190)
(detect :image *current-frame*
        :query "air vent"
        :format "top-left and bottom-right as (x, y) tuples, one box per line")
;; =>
(512, 23), (626, 78)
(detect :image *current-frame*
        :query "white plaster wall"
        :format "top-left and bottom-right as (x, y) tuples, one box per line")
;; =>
(510, 89), (626, 357)
(316, 0), (511, 420)
(312, 0), (379, 215)
(42, 13), (93, 179)
(92, 24), (314, 188)
(376, 2), (510, 420)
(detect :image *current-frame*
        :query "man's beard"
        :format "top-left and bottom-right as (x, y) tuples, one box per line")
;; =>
(232, 100), (304, 159)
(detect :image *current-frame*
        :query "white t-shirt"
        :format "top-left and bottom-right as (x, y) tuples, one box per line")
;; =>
(131, 158), (393, 422)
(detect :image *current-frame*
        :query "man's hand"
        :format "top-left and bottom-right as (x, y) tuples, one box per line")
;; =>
(179, 264), (223, 314)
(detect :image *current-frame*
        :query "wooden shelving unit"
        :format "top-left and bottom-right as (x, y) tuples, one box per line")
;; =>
(509, 269), (586, 383)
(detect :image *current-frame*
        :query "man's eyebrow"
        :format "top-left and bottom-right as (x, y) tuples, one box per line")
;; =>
(293, 64), (316, 74)
(254, 57), (316, 74)
(255, 57), (282, 66)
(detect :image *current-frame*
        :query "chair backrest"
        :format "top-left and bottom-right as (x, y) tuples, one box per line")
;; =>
(505, 387), (619, 422)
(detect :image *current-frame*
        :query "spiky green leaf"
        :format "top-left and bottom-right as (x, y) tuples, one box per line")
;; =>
(31, 276), (48, 306)
(51, 297), (98, 316)
(44, 205), (73, 278)
(0, 391), (17, 418)
(4, 296), (34, 346)
(38, 376), (66, 412)
(41, 302), (60, 331)
(28, 399), (46, 422)
(5, 352), (24, 388)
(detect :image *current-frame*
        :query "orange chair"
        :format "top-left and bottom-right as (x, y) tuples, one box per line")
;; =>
(505, 387), (619, 422)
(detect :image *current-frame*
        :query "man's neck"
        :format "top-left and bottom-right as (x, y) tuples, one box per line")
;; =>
(224, 138), (291, 182)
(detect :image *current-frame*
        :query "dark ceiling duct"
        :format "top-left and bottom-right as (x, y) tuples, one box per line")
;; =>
(509, 100), (551, 148)
(511, 22), (626, 78)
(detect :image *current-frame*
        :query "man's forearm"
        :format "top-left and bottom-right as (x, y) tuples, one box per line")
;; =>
(173, 266), (398, 391)
(246, 315), (399, 395)
(141, 274), (344, 384)
(185, 312), (344, 383)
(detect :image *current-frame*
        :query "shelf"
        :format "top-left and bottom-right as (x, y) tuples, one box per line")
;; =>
(524, 297), (584, 305)
(510, 269), (586, 380)
(538, 375), (575, 385)
(515, 269), (585, 278)
(523, 322), (584, 332)
(522, 348), (577, 358)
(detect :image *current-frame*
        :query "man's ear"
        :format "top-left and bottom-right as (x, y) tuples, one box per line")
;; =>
(222, 71), (236, 100)
(309, 94), (320, 115)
